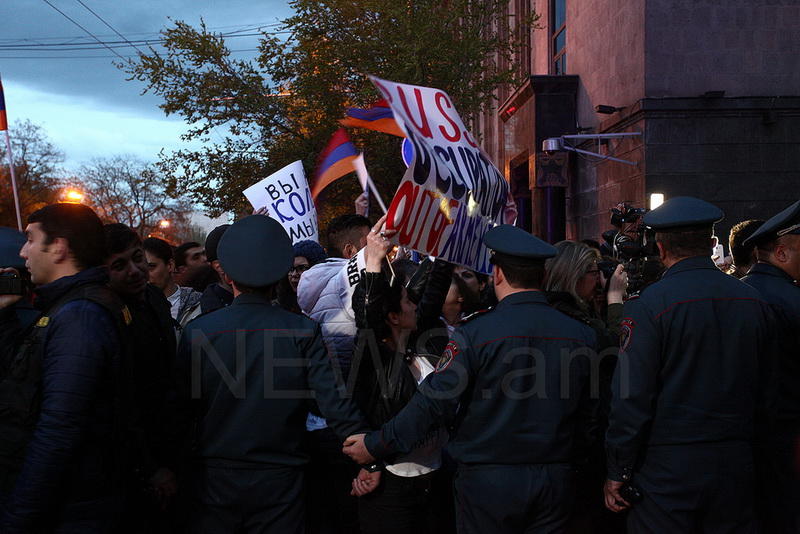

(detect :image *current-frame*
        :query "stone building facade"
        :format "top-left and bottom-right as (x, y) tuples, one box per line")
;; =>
(479, 0), (800, 245)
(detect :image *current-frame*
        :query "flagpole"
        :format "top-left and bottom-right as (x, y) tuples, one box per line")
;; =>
(3, 130), (22, 231)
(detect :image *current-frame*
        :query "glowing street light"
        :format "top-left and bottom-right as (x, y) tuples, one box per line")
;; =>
(158, 219), (171, 229)
(650, 193), (665, 210)
(64, 189), (85, 203)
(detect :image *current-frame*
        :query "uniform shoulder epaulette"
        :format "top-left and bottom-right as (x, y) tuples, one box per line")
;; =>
(461, 307), (492, 323)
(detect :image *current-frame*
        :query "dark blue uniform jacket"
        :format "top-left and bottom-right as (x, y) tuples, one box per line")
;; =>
(365, 290), (597, 465)
(742, 262), (800, 428)
(177, 293), (369, 468)
(606, 256), (774, 481)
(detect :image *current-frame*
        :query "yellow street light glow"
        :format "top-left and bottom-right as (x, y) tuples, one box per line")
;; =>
(159, 219), (171, 229)
(65, 190), (84, 203)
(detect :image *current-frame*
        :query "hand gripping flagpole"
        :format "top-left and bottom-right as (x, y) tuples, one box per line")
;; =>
(0, 75), (22, 231)
(353, 153), (388, 214)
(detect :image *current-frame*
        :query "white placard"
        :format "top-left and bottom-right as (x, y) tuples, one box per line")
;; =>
(243, 160), (319, 243)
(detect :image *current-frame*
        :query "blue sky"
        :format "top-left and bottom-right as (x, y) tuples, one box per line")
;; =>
(1, 0), (294, 169)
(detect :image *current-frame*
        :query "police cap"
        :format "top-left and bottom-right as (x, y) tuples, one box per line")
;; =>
(217, 216), (293, 287)
(483, 224), (557, 261)
(743, 199), (800, 247)
(0, 227), (25, 269)
(643, 196), (723, 230)
(205, 224), (230, 263)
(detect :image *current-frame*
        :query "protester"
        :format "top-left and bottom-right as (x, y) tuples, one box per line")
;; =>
(440, 273), (477, 330)
(0, 204), (129, 532)
(198, 225), (234, 314)
(104, 224), (181, 531)
(728, 219), (765, 278)
(176, 215), (370, 533)
(604, 197), (774, 532)
(741, 201), (800, 533)
(543, 241), (627, 533)
(344, 224), (598, 533)
(172, 241), (207, 288)
(276, 239), (327, 313)
(350, 216), (451, 534)
(143, 236), (202, 329)
(296, 213), (371, 534)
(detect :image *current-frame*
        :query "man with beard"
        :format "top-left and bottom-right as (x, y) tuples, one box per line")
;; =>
(103, 223), (180, 531)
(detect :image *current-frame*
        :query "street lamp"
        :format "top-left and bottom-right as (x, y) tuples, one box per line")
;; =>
(650, 193), (665, 210)
(64, 189), (84, 203)
(542, 132), (642, 166)
(158, 219), (171, 229)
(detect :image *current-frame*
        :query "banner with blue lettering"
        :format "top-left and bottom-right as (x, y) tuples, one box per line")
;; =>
(243, 160), (319, 243)
(370, 76), (509, 274)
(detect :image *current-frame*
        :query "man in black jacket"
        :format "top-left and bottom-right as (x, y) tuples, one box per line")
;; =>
(0, 203), (128, 533)
(741, 200), (800, 533)
(104, 223), (181, 530)
(177, 216), (370, 534)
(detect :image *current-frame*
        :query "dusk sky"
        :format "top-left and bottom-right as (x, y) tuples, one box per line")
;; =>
(1, 1), (294, 169)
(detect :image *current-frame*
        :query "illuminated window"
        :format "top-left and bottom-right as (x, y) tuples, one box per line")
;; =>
(551, 0), (566, 74)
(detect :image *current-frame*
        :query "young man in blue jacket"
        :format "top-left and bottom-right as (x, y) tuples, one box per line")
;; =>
(0, 203), (129, 533)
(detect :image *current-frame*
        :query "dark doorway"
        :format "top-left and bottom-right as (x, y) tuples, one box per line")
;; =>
(510, 159), (532, 232)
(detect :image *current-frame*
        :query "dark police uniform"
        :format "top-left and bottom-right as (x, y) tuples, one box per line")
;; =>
(363, 225), (598, 534)
(177, 216), (370, 534)
(606, 197), (774, 533)
(741, 199), (800, 534)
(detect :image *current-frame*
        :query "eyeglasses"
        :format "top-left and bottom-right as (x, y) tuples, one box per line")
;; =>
(289, 264), (311, 274)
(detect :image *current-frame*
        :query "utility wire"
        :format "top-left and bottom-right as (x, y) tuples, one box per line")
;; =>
(74, 0), (145, 54)
(40, 0), (126, 60)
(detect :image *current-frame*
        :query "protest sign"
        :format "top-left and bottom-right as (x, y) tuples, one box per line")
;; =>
(243, 160), (319, 243)
(370, 77), (509, 274)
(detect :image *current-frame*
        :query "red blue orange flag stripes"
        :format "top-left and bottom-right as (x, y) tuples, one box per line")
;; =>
(339, 99), (405, 138)
(0, 77), (8, 131)
(311, 128), (359, 199)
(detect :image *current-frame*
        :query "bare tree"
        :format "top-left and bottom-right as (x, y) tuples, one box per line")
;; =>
(75, 155), (194, 240)
(0, 120), (64, 227)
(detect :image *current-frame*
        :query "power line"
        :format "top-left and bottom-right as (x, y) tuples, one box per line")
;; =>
(0, 48), (261, 60)
(74, 0), (145, 54)
(40, 0), (126, 60)
(0, 31), (289, 51)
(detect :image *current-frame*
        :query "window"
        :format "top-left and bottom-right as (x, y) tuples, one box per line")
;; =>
(516, 0), (532, 78)
(551, 0), (566, 74)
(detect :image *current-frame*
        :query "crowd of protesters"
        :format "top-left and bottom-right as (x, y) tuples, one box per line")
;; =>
(0, 194), (797, 534)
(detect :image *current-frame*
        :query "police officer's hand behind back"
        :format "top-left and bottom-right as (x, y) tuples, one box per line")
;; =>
(0, 268), (23, 309)
(604, 479), (631, 513)
(343, 433), (375, 464)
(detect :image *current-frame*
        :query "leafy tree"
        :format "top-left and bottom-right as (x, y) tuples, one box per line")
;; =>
(0, 120), (64, 228)
(74, 155), (195, 241)
(126, 0), (537, 229)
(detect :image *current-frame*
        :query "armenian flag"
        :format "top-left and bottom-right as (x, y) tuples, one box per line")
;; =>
(0, 77), (8, 131)
(311, 128), (359, 200)
(339, 99), (405, 137)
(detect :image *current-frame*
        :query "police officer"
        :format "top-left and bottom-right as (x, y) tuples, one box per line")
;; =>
(604, 197), (774, 532)
(741, 200), (800, 533)
(343, 224), (598, 534)
(176, 215), (370, 534)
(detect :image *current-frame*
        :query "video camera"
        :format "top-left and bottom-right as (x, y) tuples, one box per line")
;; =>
(601, 202), (663, 294)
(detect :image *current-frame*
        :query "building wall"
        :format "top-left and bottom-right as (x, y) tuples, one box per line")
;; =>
(645, 0), (800, 98)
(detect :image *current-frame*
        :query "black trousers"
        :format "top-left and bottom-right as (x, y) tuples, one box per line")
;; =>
(190, 465), (304, 534)
(756, 432), (800, 534)
(453, 463), (575, 534)
(304, 427), (360, 534)
(358, 470), (436, 534)
(628, 443), (755, 534)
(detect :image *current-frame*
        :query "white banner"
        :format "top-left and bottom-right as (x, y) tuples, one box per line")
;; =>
(370, 76), (509, 274)
(243, 160), (319, 243)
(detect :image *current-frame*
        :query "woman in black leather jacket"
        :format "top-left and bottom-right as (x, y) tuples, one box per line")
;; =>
(349, 218), (452, 534)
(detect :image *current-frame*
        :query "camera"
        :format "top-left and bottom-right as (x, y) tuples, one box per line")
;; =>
(0, 272), (26, 296)
(602, 202), (663, 294)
